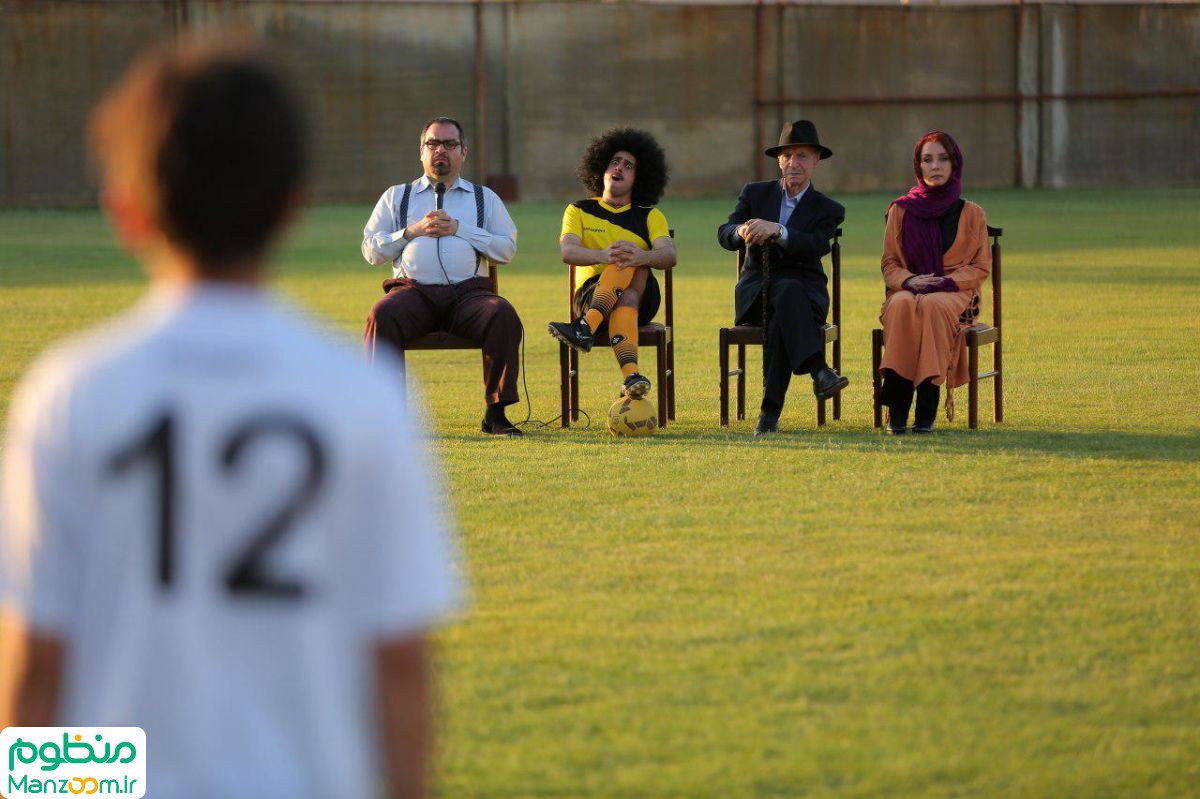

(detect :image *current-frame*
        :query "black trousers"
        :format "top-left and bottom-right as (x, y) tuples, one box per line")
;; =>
(364, 276), (523, 407)
(745, 280), (827, 414)
(881, 370), (940, 426)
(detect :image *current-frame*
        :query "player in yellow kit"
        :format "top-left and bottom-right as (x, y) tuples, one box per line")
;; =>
(548, 128), (676, 399)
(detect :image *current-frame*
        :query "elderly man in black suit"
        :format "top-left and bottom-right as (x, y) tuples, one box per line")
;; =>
(717, 120), (849, 436)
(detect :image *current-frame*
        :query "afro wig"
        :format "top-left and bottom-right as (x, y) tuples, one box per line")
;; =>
(577, 127), (669, 206)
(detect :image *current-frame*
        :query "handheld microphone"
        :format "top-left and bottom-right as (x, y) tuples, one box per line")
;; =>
(435, 182), (446, 211)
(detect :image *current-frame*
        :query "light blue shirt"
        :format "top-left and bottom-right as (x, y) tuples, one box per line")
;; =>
(776, 180), (809, 244)
(362, 175), (518, 283)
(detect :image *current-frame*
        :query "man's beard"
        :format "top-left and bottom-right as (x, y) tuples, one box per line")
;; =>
(433, 160), (451, 176)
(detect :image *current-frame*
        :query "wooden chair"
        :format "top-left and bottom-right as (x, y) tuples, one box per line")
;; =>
(871, 225), (1003, 430)
(718, 228), (843, 426)
(558, 234), (676, 428)
(387, 262), (498, 393)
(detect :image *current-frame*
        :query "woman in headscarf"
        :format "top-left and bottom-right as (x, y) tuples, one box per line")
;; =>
(878, 130), (992, 434)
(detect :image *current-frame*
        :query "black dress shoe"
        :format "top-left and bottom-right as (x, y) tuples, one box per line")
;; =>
(912, 422), (935, 434)
(886, 405), (910, 435)
(754, 412), (779, 437)
(481, 416), (524, 436)
(812, 366), (849, 400)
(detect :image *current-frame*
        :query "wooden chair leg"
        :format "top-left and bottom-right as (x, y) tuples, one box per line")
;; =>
(968, 341), (980, 430)
(656, 336), (668, 428)
(736, 344), (747, 421)
(719, 329), (730, 427)
(871, 329), (883, 428)
(667, 337), (676, 421)
(833, 339), (842, 421)
(559, 341), (570, 428)
(569, 348), (580, 422)
(994, 335), (1004, 423)
(816, 338), (829, 426)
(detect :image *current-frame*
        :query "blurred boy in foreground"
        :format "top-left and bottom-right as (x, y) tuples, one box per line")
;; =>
(0, 39), (460, 799)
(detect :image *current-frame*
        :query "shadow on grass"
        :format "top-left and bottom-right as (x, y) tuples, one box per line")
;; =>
(435, 425), (1200, 463)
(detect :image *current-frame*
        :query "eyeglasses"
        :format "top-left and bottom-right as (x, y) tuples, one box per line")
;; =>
(423, 139), (462, 152)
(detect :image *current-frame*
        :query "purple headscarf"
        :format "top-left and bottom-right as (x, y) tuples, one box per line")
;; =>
(892, 131), (964, 276)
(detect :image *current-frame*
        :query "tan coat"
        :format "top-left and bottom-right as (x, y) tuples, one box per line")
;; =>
(879, 201), (991, 390)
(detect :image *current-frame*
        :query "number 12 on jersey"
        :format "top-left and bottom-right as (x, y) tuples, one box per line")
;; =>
(107, 411), (326, 599)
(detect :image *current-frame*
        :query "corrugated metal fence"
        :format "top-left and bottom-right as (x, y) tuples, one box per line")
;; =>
(1, 1), (1197, 205)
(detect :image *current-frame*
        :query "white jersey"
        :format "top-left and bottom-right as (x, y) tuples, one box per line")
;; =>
(0, 285), (462, 799)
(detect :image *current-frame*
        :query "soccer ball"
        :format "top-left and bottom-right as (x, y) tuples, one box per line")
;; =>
(607, 396), (657, 437)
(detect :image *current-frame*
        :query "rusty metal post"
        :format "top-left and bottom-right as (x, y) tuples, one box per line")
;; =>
(1014, 0), (1024, 187)
(173, 0), (190, 35)
(1036, 3), (1044, 188)
(474, 0), (487, 185)
(753, 0), (764, 182)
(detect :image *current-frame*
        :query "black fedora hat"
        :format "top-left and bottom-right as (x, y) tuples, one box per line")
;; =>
(765, 120), (833, 159)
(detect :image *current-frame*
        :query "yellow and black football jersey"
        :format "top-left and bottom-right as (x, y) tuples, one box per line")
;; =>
(560, 199), (670, 283)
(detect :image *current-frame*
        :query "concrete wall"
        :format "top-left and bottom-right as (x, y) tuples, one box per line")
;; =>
(1, 1), (1196, 206)
(505, 3), (756, 200)
(1036, 4), (1200, 187)
(765, 5), (1020, 193)
(0, 4), (177, 205)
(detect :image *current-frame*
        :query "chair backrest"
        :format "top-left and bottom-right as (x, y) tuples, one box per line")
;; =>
(984, 224), (1003, 326)
(487, 261), (498, 294)
(733, 228), (843, 328)
(568, 229), (675, 327)
(664, 229), (675, 331)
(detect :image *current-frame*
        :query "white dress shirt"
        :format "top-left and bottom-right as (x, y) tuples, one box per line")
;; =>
(361, 175), (517, 284)
(776, 180), (809, 244)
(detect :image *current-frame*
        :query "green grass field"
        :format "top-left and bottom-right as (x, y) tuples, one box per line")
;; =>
(2, 188), (1198, 797)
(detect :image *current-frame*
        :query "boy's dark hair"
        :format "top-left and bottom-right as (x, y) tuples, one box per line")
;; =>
(90, 40), (307, 273)
(577, 127), (669, 206)
(420, 116), (467, 147)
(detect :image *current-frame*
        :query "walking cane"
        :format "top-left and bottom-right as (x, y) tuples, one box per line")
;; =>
(759, 242), (772, 397)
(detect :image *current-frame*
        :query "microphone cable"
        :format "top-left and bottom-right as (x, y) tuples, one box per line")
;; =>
(427, 181), (592, 432)
(513, 330), (592, 431)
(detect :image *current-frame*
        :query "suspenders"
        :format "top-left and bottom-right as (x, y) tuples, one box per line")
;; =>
(394, 181), (486, 279)
(397, 182), (410, 231)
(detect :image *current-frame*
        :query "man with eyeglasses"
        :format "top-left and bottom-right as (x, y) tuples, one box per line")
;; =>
(362, 117), (523, 435)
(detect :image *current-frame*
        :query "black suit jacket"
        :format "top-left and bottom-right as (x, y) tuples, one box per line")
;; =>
(717, 180), (845, 326)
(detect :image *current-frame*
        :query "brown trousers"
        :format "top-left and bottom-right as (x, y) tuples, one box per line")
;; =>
(880, 289), (974, 390)
(364, 276), (522, 406)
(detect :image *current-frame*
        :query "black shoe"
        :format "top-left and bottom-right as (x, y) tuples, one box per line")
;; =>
(886, 404), (910, 435)
(812, 367), (849, 400)
(481, 415), (524, 437)
(754, 412), (779, 437)
(548, 320), (594, 353)
(623, 372), (651, 399)
(912, 422), (935, 434)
